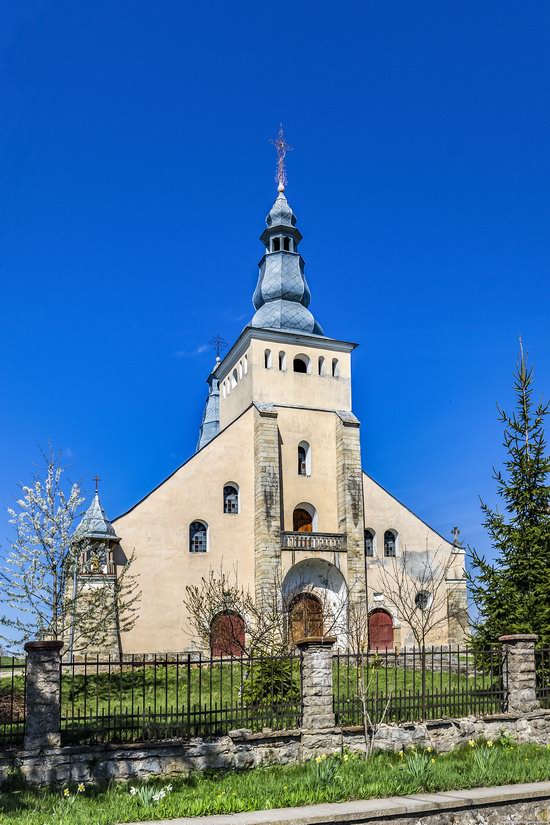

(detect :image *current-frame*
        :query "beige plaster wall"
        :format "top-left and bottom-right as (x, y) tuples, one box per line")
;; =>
(363, 472), (467, 647)
(277, 407), (340, 533)
(220, 336), (352, 429)
(114, 409), (256, 653)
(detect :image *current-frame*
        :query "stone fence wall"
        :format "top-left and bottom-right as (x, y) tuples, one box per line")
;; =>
(0, 633), (547, 787)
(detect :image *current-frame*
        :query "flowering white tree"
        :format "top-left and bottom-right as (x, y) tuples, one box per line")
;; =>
(0, 450), (139, 653)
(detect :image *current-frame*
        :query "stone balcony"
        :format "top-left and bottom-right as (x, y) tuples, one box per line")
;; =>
(281, 531), (347, 552)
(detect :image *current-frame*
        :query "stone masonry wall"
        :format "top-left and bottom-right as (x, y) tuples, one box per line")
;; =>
(253, 404), (283, 603)
(335, 414), (366, 606)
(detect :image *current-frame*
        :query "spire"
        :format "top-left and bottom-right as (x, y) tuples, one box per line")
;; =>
(75, 490), (119, 542)
(197, 359), (221, 451)
(250, 128), (323, 335)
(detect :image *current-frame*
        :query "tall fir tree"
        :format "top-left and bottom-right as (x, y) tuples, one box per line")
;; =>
(468, 343), (550, 647)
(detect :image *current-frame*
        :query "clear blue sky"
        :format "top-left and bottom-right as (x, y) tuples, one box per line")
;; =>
(0, 1), (548, 565)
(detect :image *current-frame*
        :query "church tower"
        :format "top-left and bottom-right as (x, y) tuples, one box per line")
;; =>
(212, 138), (366, 623)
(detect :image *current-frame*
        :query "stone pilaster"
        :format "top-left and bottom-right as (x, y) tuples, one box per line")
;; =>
(253, 404), (282, 603)
(447, 582), (469, 646)
(24, 640), (63, 750)
(297, 636), (341, 757)
(499, 633), (539, 714)
(336, 413), (366, 606)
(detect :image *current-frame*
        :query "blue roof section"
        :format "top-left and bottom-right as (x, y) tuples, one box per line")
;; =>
(196, 360), (220, 451)
(251, 190), (323, 335)
(75, 491), (120, 541)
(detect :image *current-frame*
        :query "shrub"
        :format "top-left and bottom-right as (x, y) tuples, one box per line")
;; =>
(241, 659), (300, 707)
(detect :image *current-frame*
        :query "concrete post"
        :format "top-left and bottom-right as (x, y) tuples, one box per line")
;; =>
(297, 636), (341, 757)
(499, 633), (539, 714)
(24, 640), (63, 750)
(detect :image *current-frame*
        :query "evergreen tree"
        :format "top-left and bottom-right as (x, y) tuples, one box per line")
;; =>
(468, 343), (550, 647)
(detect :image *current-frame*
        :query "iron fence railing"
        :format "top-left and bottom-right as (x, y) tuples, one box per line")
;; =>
(535, 647), (550, 708)
(0, 657), (26, 747)
(60, 652), (302, 745)
(333, 646), (506, 726)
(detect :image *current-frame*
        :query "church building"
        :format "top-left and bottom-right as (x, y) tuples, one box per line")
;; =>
(85, 154), (467, 654)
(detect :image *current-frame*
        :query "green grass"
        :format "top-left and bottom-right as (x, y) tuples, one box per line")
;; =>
(1, 739), (550, 824)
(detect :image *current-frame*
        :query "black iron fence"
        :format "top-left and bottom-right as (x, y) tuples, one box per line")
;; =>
(0, 657), (26, 747)
(535, 647), (550, 708)
(60, 651), (302, 745)
(333, 646), (506, 726)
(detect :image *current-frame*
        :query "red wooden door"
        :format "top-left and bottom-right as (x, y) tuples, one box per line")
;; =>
(210, 613), (245, 657)
(368, 610), (393, 651)
(293, 508), (313, 532)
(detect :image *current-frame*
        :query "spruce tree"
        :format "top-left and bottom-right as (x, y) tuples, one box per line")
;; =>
(468, 343), (550, 647)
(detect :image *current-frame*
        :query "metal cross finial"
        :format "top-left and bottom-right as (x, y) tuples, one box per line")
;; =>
(92, 475), (101, 493)
(209, 334), (228, 360)
(269, 124), (292, 191)
(452, 526), (461, 543)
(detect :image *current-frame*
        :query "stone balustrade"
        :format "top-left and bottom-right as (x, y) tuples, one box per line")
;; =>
(281, 531), (346, 551)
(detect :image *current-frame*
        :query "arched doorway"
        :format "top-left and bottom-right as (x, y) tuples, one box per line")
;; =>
(210, 612), (245, 657)
(289, 594), (323, 644)
(368, 609), (394, 651)
(293, 507), (313, 532)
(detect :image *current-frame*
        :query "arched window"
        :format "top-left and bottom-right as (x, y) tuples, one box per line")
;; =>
(364, 529), (375, 557)
(318, 356), (325, 375)
(238, 360), (243, 379)
(231, 368), (238, 389)
(384, 530), (397, 558)
(293, 354), (311, 374)
(293, 503), (317, 532)
(272, 237), (281, 252)
(297, 441), (311, 476)
(332, 358), (340, 378)
(210, 612), (245, 657)
(264, 349), (272, 369)
(223, 483), (239, 514)
(283, 236), (291, 251)
(189, 521), (208, 553)
(279, 351), (287, 371)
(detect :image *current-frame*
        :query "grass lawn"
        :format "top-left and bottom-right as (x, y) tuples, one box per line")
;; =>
(1, 738), (550, 824)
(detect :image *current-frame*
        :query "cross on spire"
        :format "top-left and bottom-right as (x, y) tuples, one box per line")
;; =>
(92, 475), (101, 493)
(208, 334), (228, 361)
(269, 124), (292, 192)
(452, 526), (461, 544)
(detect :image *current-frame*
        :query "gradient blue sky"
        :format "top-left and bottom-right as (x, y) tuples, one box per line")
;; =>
(0, 1), (548, 565)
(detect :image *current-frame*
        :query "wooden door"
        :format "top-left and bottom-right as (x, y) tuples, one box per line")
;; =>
(293, 508), (313, 532)
(368, 610), (393, 651)
(210, 612), (245, 657)
(289, 594), (323, 644)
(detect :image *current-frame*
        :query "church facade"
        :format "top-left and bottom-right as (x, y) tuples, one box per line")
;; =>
(96, 174), (467, 655)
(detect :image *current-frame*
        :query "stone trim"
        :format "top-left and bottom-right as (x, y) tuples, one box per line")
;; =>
(124, 782), (550, 824)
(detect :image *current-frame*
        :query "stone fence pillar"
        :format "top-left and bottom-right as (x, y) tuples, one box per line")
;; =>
(499, 633), (539, 714)
(24, 640), (63, 750)
(296, 636), (340, 758)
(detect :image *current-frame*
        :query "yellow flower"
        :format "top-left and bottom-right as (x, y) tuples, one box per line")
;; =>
(77, 783), (85, 793)
(487, 740), (493, 749)
(315, 755), (322, 763)
(63, 789), (70, 798)
(468, 739), (476, 748)
(426, 746), (433, 753)
(431, 757), (436, 764)
(398, 750), (404, 759)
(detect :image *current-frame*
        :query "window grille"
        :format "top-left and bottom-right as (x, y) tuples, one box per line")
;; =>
(384, 530), (396, 558)
(190, 521), (207, 553)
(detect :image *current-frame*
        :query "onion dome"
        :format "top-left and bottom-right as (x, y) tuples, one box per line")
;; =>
(251, 186), (324, 335)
